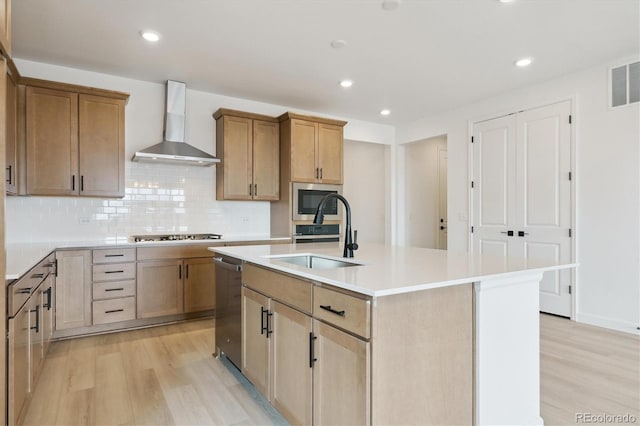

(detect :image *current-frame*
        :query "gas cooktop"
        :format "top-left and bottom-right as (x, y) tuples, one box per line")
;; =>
(130, 233), (223, 243)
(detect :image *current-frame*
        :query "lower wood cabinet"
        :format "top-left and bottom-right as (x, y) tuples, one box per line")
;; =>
(241, 287), (270, 397)
(242, 266), (365, 426)
(312, 319), (370, 425)
(8, 255), (56, 426)
(271, 301), (313, 425)
(136, 260), (184, 318)
(8, 305), (30, 426)
(184, 257), (215, 313)
(55, 250), (91, 330)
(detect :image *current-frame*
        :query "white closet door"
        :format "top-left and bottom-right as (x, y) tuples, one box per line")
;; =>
(515, 101), (572, 316)
(472, 114), (518, 258)
(472, 101), (572, 317)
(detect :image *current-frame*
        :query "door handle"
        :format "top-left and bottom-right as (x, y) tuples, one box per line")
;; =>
(5, 165), (11, 184)
(501, 230), (515, 237)
(518, 231), (529, 237)
(309, 332), (317, 368)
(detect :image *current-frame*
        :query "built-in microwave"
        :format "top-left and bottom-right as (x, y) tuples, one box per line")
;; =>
(292, 182), (343, 221)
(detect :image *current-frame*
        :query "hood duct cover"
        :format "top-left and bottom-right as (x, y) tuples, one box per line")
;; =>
(132, 80), (220, 166)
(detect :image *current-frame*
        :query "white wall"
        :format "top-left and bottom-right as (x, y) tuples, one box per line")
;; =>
(396, 57), (640, 334)
(342, 140), (389, 244)
(6, 59), (394, 243)
(403, 135), (447, 248)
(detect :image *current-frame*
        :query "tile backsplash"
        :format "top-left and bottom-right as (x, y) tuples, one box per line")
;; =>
(5, 163), (271, 243)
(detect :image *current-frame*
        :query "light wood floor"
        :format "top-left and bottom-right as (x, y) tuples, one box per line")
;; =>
(23, 319), (286, 426)
(540, 314), (640, 425)
(23, 315), (639, 425)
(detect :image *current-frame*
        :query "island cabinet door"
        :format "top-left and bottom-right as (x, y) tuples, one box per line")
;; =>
(270, 301), (312, 426)
(312, 319), (370, 426)
(241, 287), (271, 398)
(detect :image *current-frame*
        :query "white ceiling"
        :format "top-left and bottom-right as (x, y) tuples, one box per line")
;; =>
(12, 0), (640, 125)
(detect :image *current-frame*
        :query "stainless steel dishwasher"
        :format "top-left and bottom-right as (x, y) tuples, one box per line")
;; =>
(214, 255), (243, 369)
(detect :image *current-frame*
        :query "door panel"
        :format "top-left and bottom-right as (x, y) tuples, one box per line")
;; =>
(252, 120), (280, 200)
(477, 238), (509, 258)
(184, 258), (215, 313)
(438, 149), (448, 249)
(290, 119), (317, 183)
(26, 87), (78, 195)
(78, 95), (125, 197)
(271, 301), (312, 426)
(473, 115), (515, 228)
(317, 124), (343, 184)
(223, 116), (253, 200)
(136, 260), (184, 318)
(241, 287), (270, 398)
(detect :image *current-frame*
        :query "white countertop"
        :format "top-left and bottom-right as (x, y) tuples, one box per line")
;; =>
(210, 242), (576, 297)
(6, 235), (290, 281)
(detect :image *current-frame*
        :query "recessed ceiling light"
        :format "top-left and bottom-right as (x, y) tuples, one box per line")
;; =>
(141, 31), (161, 42)
(382, 0), (401, 11)
(498, 0), (515, 3)
(331, 39), (347, 49)
(515, 57), (533, 67)
(380, 109), (391, 116)
(340, 80), (353, 88)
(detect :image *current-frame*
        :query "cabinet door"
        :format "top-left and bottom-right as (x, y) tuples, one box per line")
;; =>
(137, 260), (184, 318)
(26, 86), (79, 195)
(184, 257), (215, 313)
(5, 69), (17, 194)
(55, 250), (91, 330)
(289, 119), (318, 183)
(78, 94), (125, 197)
(241, 287), (270, 398)
(317, 123), (343, 184)
(41, 276), (54, 355)
(252, 119), (279, 200)
(28, 294), (43, 386)
(313, 319), (370, 426)
(271, 301), (313, 426)
(220, 115), (253, 200)
(8, 307), (30, 426)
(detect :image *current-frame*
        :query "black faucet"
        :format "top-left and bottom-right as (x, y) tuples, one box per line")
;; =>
(313, 193), (358, 258)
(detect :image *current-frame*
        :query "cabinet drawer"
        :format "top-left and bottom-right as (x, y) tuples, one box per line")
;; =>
(93, 280), (136, 300)
(92, 262), (135, 281)
(314, 286), (371, 339)
(92, 297), (136, 325)
(93, 248), (135, 264)
(8, 255), (55, 317)
(137, 244), (222, 260)
(243, 264), (312, 314)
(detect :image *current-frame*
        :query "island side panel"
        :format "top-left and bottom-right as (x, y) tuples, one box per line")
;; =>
(371, 283), (473, 425)
(474, 272), (544, 426)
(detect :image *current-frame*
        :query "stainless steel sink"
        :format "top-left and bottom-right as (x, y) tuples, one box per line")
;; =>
(267, 254), (361, 269)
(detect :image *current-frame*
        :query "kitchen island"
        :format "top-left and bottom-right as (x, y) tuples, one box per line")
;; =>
(211, 242), (575, 426)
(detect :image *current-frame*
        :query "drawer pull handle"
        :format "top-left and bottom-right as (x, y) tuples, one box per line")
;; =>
(105, 309), (124, 314)
(319, 305), (345, 317)
(31, 273), (45, 279)
(18, 288), (32, 294)
(105, 288), (124, 292)
(105, 254), (125, 257)
(104, 270), (124, 274)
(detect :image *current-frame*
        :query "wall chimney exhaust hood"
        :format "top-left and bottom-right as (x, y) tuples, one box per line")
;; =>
(132, 80), (220, 166)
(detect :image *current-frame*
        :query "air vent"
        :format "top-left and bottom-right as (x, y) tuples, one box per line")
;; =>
(610, 61), (640, 108)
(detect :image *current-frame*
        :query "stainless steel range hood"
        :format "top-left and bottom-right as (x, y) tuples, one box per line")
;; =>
(132, 80), (220, 166)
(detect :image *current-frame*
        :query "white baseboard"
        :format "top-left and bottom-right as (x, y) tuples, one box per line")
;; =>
(575, 312), (640, 335)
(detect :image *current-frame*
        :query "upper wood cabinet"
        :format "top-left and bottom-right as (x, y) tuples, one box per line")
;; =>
(278, 112), (346, 184)
(214, 108), (280, 201)
(24, 79), (128, 197)
(5, 65), (17, 194)
(0, 0), (11, 57)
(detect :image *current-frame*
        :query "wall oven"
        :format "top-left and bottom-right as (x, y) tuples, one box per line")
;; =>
(292, 182), (343, 221)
